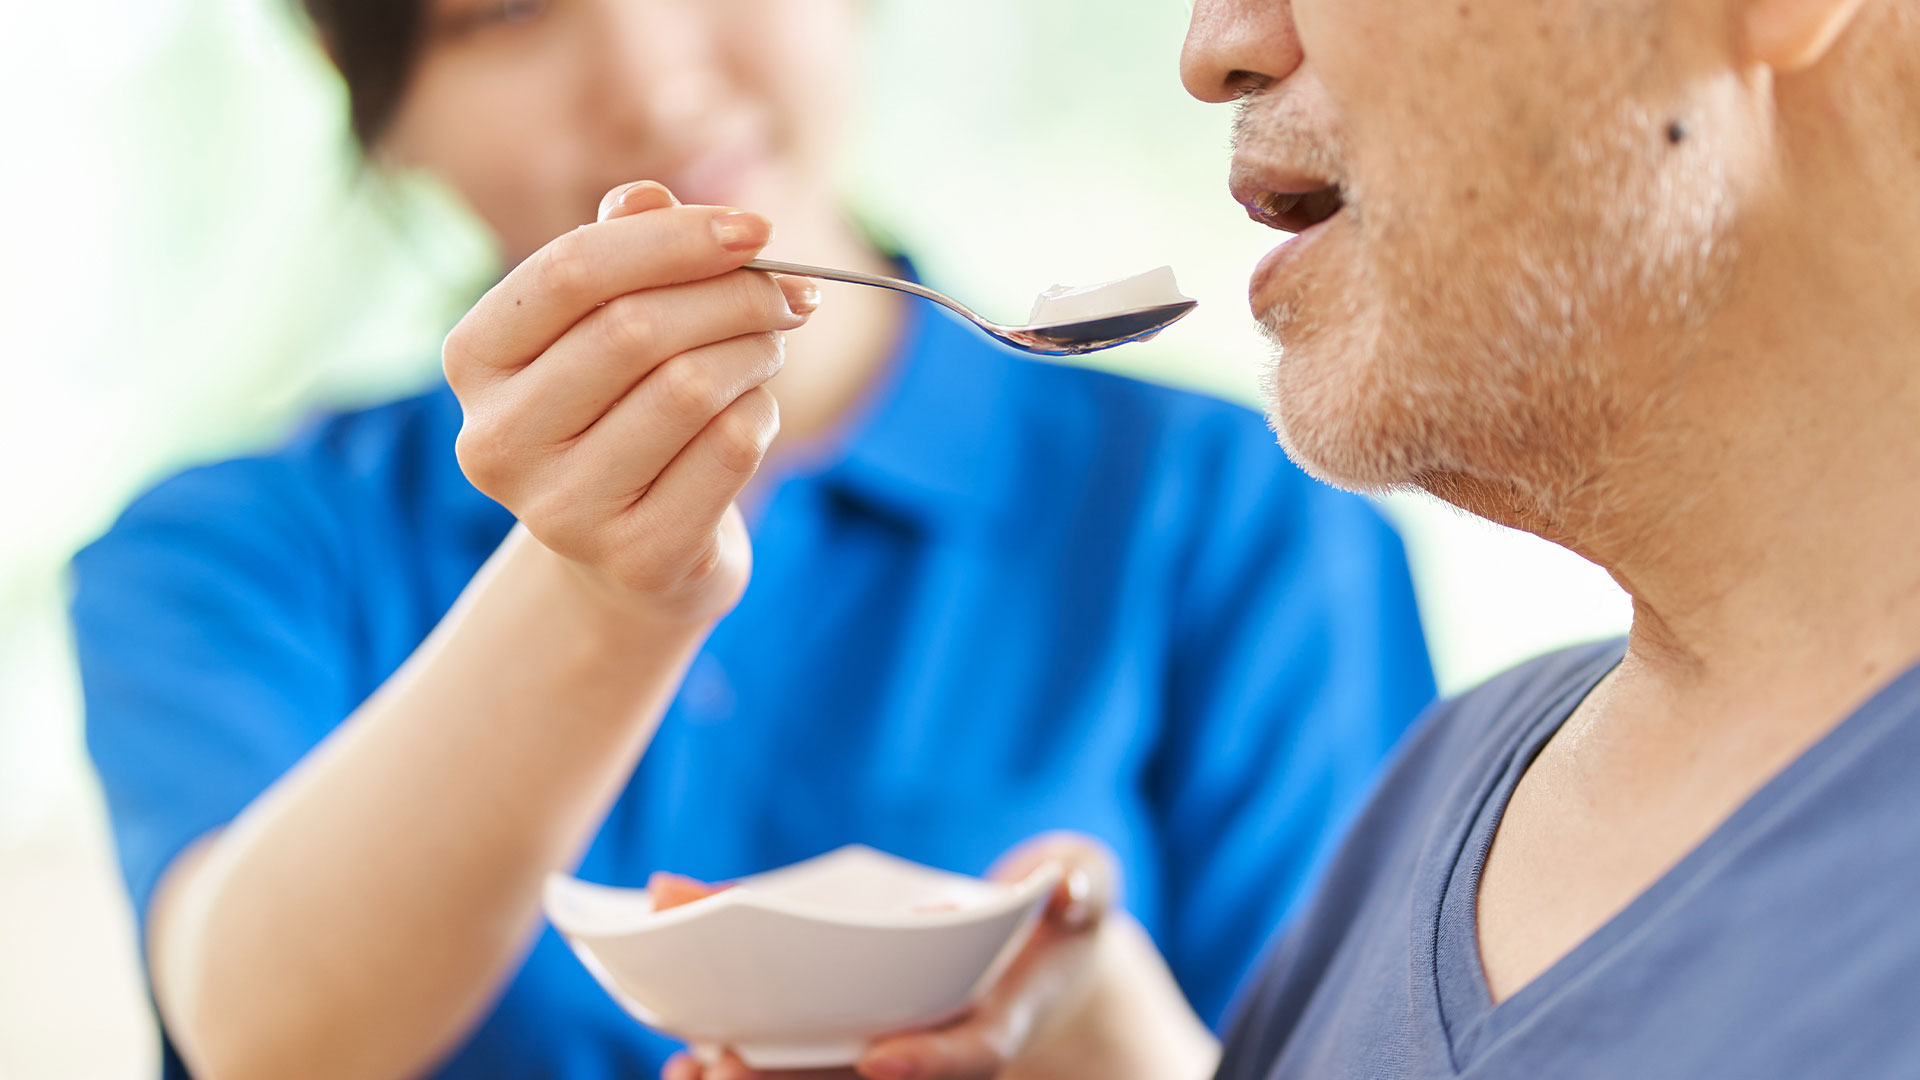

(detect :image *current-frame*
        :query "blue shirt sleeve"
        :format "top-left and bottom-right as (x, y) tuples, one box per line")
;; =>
(1147, 412), (1436, 1028)
(71, 455), (358, 934)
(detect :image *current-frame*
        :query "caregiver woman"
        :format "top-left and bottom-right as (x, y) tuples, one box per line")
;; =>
(71, 1), (1433, 1078)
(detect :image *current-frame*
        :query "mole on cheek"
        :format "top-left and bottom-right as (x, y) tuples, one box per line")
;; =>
(1667, 120), (1688, 145)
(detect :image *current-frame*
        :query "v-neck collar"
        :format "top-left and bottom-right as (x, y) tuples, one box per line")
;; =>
(1429, 651), (1613, 1068)
(1428, 646), (1920, 1072)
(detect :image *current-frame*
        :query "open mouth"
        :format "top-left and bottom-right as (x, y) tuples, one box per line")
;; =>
(1243, 185), (1345, 234)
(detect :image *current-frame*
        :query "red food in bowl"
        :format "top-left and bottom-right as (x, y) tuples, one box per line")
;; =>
(648, 872), (732, 912)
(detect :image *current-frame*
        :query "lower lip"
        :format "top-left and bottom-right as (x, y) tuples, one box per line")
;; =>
(1251, 213), (1339, 299)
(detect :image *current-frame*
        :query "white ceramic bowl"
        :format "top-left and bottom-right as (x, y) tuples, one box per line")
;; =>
(544, 846), (1060, 1069)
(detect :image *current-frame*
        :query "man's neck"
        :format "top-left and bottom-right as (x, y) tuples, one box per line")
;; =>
(1580, 216), (1920, 743)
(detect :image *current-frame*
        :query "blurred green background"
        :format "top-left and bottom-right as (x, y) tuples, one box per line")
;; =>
(0, 1), (1629, 1075)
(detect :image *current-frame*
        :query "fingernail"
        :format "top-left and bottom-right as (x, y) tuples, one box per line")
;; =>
(599, 181), (678, 222)
(712, 211), (772, 252)
(859, 1056), (919, 1080)
(624, 181), (678, 209)
(618, 180), (679, 212)
(597, 182), (641, 222)
(1062, 866), (1094, 928)
(782, 278), (822, 316)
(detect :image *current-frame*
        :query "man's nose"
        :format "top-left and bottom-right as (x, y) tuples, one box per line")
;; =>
(1181, 0), (1305, 102)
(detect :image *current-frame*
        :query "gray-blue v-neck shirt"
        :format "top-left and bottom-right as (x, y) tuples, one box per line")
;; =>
(1217, 640), (1920, 1079)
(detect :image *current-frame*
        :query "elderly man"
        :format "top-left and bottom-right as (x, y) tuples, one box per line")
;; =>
(1182, 0), (1920, 1063)
(1179, 0), (1920, 1067)
(679, 0), (1920, 1075)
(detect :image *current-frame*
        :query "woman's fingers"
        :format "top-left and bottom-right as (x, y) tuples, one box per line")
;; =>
(445, 203), (776, 392)
(776, 275), (823, 318)
(623, 384), (780, 533)
(703, 1049), (859, 1080)
(851, 931), (1099, 1080)
(857, 1026), (1006, 1080)
(840, 835), (1117, 1080)
(989, 832), (1119, 933)
(580, 387), (780, 597)
(556, 332), (785, 512)
(441, 180), (812, 623)
(662, 1052), (704, 1080)
(487, 268), (800, 446)
(667, 1037), (1002, 1080)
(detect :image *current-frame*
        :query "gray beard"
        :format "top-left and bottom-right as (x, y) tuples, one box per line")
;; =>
(1261, 96), (1742, 547)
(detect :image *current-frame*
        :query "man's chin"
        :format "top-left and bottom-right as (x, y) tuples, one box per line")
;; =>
(1268, 398), (1418, 495)
(1258, 317), (1425, 495)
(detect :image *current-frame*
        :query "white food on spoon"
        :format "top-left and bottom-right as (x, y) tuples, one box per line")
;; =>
(1027, 266), (1193, 327)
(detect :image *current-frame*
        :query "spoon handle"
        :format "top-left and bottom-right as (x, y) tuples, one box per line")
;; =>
(742, 259), (992, 328)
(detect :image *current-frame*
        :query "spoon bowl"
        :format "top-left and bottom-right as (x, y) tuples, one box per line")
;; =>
(744, 259), (1198, 356)
(998, 300), (1200, 355)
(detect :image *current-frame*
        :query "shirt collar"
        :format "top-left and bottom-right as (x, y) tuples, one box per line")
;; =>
(806, 293), (1023, 533)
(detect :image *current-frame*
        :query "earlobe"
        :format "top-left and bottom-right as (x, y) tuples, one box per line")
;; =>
(1742, 0), (1872, 72)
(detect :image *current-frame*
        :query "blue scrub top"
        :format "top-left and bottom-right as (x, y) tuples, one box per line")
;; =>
(73, 301), (1435, 1079)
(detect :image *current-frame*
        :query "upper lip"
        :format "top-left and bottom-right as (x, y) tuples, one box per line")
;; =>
(1229, 158), (1346, 235)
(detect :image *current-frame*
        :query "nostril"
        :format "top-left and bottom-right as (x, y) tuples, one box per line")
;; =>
(1230, 72), (1274, 97)
(1180, 0), (1305, 104)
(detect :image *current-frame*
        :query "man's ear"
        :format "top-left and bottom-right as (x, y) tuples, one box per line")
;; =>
(1741, 0), (1873, 71)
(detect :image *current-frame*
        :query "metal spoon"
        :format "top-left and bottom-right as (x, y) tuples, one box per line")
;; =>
(744, 259), (1198, 357)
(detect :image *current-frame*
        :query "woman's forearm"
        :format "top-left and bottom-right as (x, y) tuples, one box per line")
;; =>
(150, 526), (708, 1080)
(1009, 915), (1222, 1080)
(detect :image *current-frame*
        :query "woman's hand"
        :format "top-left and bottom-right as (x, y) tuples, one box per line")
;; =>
(444, 180), (819, 628)
(144, 183), (824, 1080)
(661, 834), (1128, 1080)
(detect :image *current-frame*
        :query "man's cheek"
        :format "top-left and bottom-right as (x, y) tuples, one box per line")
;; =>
(1294, 0), (1440, 110)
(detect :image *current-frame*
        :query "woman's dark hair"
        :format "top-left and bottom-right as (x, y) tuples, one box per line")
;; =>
(299, 0), (428, 148)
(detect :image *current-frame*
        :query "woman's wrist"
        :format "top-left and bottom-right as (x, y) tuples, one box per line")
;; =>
(522, 526), (721, 634)
(504, 525), (728, 647)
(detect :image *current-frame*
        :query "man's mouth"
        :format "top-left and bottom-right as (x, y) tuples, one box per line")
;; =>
(1244, 186), (1345, 233)
(1230, 160), (1347, 235)
(1229, 155), (1351, 301)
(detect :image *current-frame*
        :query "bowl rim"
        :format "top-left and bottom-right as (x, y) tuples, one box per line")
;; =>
(545, 845), (1061, 940)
